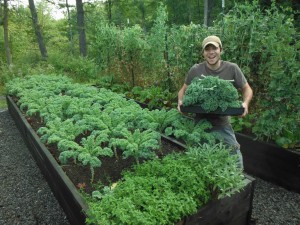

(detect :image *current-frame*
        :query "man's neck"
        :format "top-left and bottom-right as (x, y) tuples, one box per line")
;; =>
(206, 60), (221, 70)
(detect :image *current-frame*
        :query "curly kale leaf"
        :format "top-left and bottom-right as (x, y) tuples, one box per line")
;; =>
(138, 108), (181, 133)
(183, 76), (242, 112)
(166, 117), (217, 148)
(59, 134), (113, 182)
(110, 129), (160, 164)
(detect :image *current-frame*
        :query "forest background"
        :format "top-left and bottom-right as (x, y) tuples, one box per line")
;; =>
(0, 0), (299, 149)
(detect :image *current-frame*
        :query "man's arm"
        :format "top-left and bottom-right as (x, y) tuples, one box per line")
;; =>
(241, 82), (253, 117)
(177, 84), (188, 112)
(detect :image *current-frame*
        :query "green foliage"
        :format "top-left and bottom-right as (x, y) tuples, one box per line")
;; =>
(49, 54), (99, 82)
(89, 23), (122, 71)
(139, 108), (181, 134)
(7, 74), (184, 180)
(126, 0), (299, 149)
(8, 74), (248, 223)
(127, 86), (177, 109)
(86, 148), (245, 225)
(93, 75), (131, 94)
(217, 0), (300, 148)
(144, 4), (169, 83)
(165, 117), (217, 148)
(167, 24), (210, 83)
(37, 118), (86, 144)
(183, 76), (242, 112)
(186, 143), (245, 198)
(110, 129), (160, 164)
(88, 176), (197, 225)
(105, 103), (144, 131)
(59, 134), (113, 182)
(6, 74), (72, 97)
(231, 115), (253, 133)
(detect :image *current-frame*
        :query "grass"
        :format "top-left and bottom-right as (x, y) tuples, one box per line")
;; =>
(0, 83), (6, 93)
(0, 98), (7, 110)
(0, 85), (7, 110)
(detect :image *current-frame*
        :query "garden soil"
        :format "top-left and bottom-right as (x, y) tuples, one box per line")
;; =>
(1, 109), (300, 225)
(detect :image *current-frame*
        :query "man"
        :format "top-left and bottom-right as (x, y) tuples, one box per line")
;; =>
(177, 35), (253, 169)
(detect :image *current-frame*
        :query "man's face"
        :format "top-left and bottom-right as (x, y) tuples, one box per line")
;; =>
(203, 44), (222, 67)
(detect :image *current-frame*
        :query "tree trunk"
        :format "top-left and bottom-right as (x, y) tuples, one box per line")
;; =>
(207, 0), (214, 26)
(197, 0), (201, 23)
(203, 0), (214, 26)
(76, 0), (87, 57)
(3, 0), (12, 66)
(137, 0), (146, 31)
(28, 0), (48, 60)
(203, 0), (208, 26)
(107, 0), (112, 24)
(66, 0), (74, 54)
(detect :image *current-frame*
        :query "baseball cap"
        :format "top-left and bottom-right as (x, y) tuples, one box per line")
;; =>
(202, 35), (222, 49)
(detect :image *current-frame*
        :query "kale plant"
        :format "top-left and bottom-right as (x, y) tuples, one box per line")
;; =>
(183, 75), (242, 112)
(37, 118), (88, 144)
(59, 133), (113, 182)
(109, 129), (160, 164)
(165, 117), (217, 148)
(138, 108), (181, 134)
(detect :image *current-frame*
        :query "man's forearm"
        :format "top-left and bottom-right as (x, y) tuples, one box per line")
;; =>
(178, 90), (184, 104)
(242, 83), (253, 106)
(178, 84), (188, 104)
(241, 83), (253, 117)
(177, 84), (188, 112)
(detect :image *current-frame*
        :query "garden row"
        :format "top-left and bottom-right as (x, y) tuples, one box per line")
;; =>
(6, 74), (254, 225)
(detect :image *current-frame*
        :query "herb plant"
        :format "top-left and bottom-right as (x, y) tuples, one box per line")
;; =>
(86, 146), (244, 225)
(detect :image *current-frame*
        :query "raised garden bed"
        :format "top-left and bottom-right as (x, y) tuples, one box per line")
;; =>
(7, 95), (255, 225)
(237, 133), (300, 194)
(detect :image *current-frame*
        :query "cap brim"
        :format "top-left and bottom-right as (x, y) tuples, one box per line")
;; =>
(203, 41), (219, 49)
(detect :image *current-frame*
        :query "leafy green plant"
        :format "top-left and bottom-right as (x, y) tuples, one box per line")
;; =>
(49, 54), (99, 82)
(17, 90), (48, 115)
(86, 148), (245, 225)
(126, 86), (177, 109)
(109, 129), (160, 164)
(186, 143), (245, 198)
(165, 117), (217, 148)
(183, 75), (242, 112)
(105, 102), (146, 131)
(37, 118), (87, 144)
(138, 108), (181, 134)
(87, 175), (197, 225)
(59, 134), (113, 182)
(231, 115), (253, 133)
(217, 0), (300, 149)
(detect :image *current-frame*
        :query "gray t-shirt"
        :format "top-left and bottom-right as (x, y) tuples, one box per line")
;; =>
(184, 60), (247, 126)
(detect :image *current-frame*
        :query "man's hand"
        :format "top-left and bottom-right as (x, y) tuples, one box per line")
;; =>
(178, 84), (188, 113)
(241, 82), (253, 117)
(241, 102), (249, 117)
(177, 100), (183, 113)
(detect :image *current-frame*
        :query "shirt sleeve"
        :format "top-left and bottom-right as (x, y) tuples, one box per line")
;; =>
(232, 63), (247, 89)
(185, 64), (202, 85)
